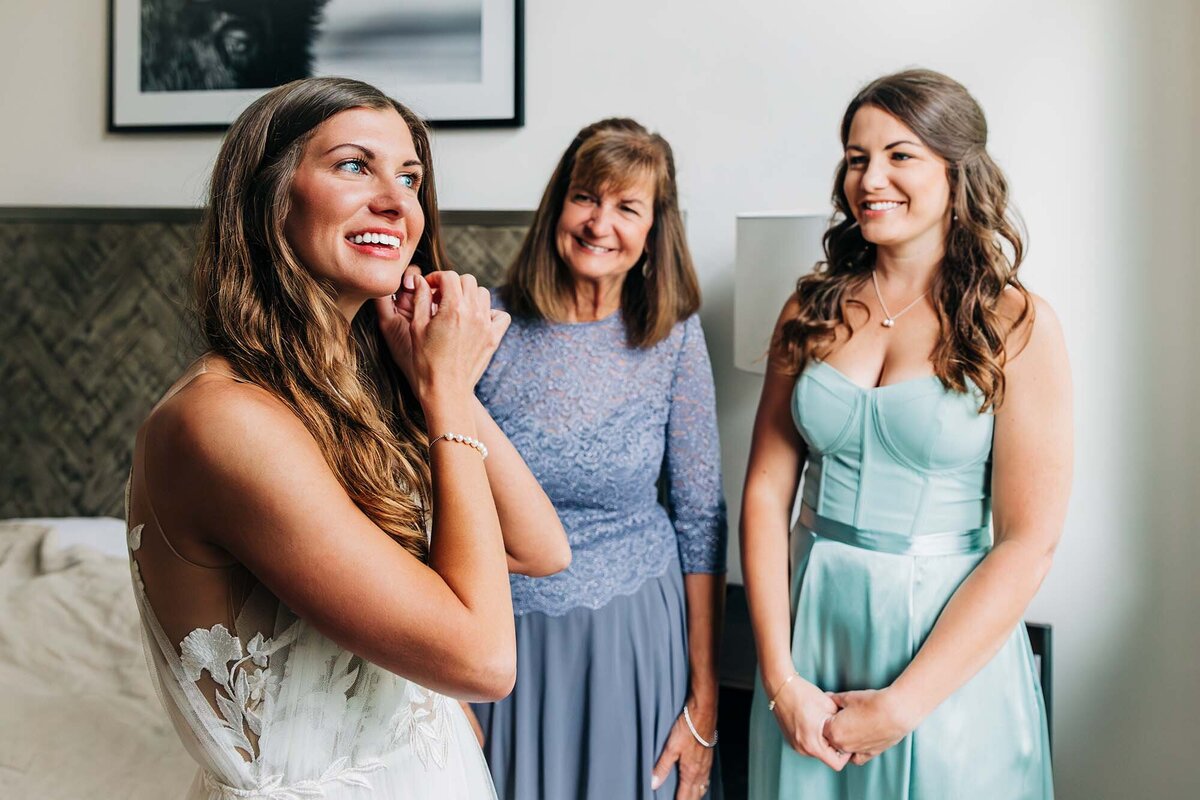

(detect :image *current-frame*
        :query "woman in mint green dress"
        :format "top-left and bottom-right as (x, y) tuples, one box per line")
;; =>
(742, 69), (1069, 799)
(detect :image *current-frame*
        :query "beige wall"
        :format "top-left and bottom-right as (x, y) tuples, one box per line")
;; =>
(1, 0), (1197, 796)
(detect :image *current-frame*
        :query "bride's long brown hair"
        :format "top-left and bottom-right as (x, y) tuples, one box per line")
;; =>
(775, 69), (1031, 411)
(193, 78), (448, 559)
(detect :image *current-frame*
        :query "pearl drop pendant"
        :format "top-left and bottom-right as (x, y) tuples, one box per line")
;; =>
(882, 318), (895, 328)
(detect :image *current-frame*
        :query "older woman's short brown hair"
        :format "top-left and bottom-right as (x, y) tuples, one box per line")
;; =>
(500, 118), (700, 348)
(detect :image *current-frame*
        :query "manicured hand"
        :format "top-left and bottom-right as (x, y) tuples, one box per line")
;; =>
(419, 270), (509, 387)
(825, 688), (918, 766)
(651, 697), (717, 799)
(376, 265), (424, 386)
(770, 676), (850, 771)
(375, 268), (509, 404)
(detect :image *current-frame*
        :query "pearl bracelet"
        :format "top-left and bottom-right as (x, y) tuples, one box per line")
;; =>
(430, 432), (488, 460)
(682, 703), (718, 749)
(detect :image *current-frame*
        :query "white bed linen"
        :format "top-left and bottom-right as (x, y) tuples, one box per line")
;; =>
(0, 519), (193, 798)
(10, 516), (129, 559)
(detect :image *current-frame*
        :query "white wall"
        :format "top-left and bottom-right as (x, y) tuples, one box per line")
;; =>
(1116, 1), (1200, 796)
(2, 1), (1196, 797)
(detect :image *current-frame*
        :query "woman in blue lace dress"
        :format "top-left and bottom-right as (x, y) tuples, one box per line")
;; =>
(467, 119), (728, 800)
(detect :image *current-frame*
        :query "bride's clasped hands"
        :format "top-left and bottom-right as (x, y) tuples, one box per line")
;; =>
(375, 266), (510, 398)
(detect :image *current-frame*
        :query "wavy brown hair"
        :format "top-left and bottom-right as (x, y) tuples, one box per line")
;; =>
(193, 77), (448, 559)
(775, 69), (1031, 411)
(500, 118), (700, 348)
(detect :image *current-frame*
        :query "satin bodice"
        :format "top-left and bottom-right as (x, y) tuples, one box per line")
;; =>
(748, 361), (1051, 800)
(792, 360), (994, 539)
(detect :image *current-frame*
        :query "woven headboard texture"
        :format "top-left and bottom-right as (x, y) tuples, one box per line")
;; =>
(0, 209), (530, 518)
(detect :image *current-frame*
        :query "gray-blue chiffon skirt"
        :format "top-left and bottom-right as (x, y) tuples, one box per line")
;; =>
(472, 563), (721, 800)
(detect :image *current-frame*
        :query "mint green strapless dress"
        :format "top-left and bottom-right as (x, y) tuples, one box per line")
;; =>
(748, 361), (1053, 799)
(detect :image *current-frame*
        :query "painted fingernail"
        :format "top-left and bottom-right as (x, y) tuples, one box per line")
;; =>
(405, 273), (416, 290)
(650, 774), (663, 790)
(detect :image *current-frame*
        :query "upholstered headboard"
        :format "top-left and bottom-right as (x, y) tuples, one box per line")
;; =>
(0, 207), (532, 518)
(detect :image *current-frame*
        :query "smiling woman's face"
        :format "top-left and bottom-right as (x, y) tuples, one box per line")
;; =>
(283, 106), (425, 319)
(842, 105), (952, 257)
(554, 175), (656, 287)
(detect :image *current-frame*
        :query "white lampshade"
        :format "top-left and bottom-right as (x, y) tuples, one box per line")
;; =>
(733, 212), (828, 373)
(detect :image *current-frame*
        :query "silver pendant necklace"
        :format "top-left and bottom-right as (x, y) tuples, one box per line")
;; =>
(871, 270), (929, 328)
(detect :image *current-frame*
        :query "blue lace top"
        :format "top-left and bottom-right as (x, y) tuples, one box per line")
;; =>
(476, 302), (727, 617)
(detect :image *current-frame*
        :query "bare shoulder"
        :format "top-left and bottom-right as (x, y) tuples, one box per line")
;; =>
(777, 292), (803, 326)
(145, 375), (316, 474)
(997, 289), (1070, 413)
(140, 373), (355, 559)
(766, 293), (804, 371)
(998, 287), (1065, 364)
(141, 376), (338, 536)
(996, 284), (1057, 325)
(768, 292), (803, 346)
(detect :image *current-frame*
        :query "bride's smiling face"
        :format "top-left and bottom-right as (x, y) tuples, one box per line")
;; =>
(283, 106), (426, 318)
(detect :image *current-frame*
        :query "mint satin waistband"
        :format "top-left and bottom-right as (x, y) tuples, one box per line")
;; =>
(798, 505), (991, 556)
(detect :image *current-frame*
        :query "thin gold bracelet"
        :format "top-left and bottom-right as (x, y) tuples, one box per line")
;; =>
(767, 672), (799, 712)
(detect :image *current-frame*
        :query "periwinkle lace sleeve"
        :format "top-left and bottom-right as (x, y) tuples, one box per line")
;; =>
(664, 315), (727, 574)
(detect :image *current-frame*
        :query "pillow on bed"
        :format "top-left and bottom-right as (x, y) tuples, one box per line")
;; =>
(0, 517), (194, 798)
(9, 517), (127, 560)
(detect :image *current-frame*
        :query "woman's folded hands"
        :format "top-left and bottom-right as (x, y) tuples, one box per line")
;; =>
(824, 687), (921, 767)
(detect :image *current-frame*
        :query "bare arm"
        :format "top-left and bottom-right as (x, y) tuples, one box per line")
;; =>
(649, 317), (729, 798)
(471, 395), (571, 576)
(386, 265), (570, 577)
(741, 303), (806, 699)
(682, 570), (725, 720)
(684, 572), (725, 712)
(827, 293), (1073, 760)
(152, 272), (518, 702)
(651, 571), (726, 798)
(741, 297), (848, 771)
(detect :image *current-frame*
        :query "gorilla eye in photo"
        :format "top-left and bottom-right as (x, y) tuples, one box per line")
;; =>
(140, 0), (327, 91)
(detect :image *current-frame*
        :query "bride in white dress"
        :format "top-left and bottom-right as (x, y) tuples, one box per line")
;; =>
(125, 77), (570, 800)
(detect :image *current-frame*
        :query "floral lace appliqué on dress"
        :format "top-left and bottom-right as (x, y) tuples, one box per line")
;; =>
(391, 683), (451, 769)
(126, 519), (496, 799)
(179, 624), (296, 756)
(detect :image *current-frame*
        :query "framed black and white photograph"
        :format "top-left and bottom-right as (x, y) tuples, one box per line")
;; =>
(109, 0), (522, 131)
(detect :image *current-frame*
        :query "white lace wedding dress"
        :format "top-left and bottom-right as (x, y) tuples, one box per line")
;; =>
(125, 370), (497, 800)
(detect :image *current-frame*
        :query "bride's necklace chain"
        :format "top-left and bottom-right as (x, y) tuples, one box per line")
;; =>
(871, 270), (930, 329)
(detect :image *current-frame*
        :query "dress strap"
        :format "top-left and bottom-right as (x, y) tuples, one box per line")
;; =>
(134, 358), (248, 570)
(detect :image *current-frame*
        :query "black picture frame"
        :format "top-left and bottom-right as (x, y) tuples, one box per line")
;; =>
(108, 0), (524, 132)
